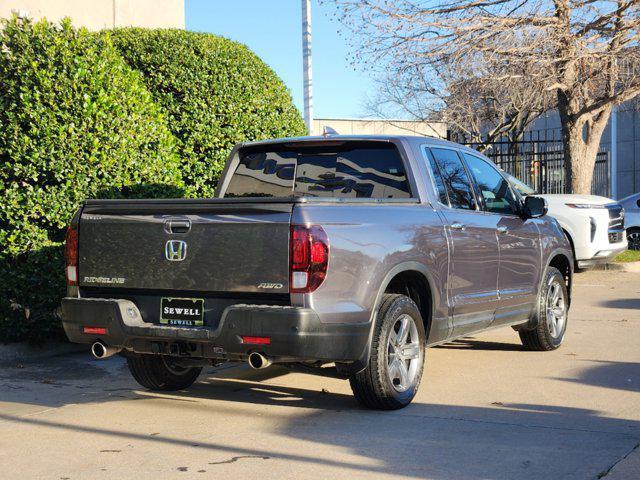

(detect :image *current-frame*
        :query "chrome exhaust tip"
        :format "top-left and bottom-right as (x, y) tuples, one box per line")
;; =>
(91, 341), (121, 360)
(248, 352), (272, 370)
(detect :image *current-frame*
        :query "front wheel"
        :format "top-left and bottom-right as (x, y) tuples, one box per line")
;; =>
(126, 354), (202, 391)
(627, 228), (640, 251)
(349, 294), (426, 410)
(519, 267), (568, 351)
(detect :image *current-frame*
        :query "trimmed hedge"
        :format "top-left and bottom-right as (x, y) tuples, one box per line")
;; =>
(108, 28), (307, 197)
(0, 20), (305, 344)
(0, 18), (183, 343)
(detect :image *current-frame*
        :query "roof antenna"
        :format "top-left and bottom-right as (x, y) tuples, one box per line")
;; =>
(322, 126), (339, 137)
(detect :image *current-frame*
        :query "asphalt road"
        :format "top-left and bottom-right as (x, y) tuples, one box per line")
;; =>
(1, 270), (638, 480)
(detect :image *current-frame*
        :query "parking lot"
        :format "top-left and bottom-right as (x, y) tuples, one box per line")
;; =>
(0, 269), (638, 480)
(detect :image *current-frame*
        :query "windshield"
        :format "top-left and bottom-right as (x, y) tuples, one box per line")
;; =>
(505, 173), (536, 196)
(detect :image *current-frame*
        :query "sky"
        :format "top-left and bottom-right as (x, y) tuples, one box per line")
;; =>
(185, 0), (378, 119)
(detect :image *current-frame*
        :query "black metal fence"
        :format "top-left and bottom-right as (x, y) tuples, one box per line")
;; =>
(457, 130), (611, 197)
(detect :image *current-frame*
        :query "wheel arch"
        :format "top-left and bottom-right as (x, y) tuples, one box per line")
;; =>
(383, 269), (434, 340)
(561, 228), (576, 259)
(346, 262), (438, 376)
(547, 251), (573, 307)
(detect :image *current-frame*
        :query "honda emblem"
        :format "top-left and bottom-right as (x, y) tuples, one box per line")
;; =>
(165, 240), (187, 261)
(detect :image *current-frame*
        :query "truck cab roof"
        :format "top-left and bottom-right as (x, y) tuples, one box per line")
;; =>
(235, 134), (482, 156)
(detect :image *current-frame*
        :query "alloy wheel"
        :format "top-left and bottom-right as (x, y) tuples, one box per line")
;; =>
(628, 231), (640, 251)
(386, 314), (422, 392)
(546, 280), (566, 338)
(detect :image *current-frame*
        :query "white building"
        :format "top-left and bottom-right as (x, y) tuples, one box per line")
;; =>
(313, 118), (447, 139)
(0, 0), (185, 30)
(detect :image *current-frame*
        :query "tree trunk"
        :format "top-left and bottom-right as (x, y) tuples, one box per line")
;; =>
(558, 92), (612, 195)
(562, 121), (589, 194)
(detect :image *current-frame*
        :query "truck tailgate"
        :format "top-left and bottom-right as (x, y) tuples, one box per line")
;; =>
(78, 199), (292, 294)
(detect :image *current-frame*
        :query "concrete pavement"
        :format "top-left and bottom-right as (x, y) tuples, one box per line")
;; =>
(0, 270), (638, 479)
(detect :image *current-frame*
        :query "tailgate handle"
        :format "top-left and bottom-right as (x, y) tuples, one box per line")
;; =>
(164, 219), (191, 234)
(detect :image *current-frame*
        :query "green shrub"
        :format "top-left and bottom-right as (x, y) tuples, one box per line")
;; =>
(108, 28), (307, 197)
(0, 17), (183, 343)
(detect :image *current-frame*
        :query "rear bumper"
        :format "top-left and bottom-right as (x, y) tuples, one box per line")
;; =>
(61, 297), (369, 363)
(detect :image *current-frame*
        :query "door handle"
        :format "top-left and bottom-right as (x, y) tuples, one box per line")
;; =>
(497, 226), (508, 234)
(164, 219), (191, 234)
(451, 223), (465, 231)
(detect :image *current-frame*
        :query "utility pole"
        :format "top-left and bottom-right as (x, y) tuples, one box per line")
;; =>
(610, 105), (617, 199)
(302, 0), (313, 135)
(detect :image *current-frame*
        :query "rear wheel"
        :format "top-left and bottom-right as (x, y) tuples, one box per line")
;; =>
(627, 228), (640, 251)
(349, 294), (426, 410)
(126, 354), (202, 391)
(519, 267), (568, 351)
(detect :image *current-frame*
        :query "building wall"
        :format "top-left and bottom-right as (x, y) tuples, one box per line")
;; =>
(313, 118), (447, 139)
(0, 0), (185, 30)
(530, 100), (640, 199)
(610, 101), (640, 199)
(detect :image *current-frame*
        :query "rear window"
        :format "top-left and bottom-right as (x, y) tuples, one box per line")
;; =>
(224, 142), (412, 199)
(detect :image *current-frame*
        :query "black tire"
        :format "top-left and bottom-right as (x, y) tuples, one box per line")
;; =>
(519, 267), (568, 351)
(126, 354), (202, 391)
(627, 228), (640, 251)
(349, 294), (426, 410)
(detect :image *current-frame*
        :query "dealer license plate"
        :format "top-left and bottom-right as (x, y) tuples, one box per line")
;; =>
(160, 297), (204, 326)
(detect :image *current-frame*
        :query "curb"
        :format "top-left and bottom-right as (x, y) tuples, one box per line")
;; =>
(601, 443), (640, 479)
(0, 341), (86, 364)
(591, 262), (640, 273)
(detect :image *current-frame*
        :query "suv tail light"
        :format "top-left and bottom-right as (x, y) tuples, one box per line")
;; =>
(65, 225), (78, 286)
(290, 225), (329, 293)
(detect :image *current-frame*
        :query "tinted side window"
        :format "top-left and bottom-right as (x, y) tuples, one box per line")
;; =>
(463, 153), (519, 215)
(426, 154), (449, 205)
(430, 148), (476, 210)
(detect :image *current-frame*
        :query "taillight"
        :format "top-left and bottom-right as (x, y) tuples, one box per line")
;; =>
(65, 225), (78, 286)
(290, 225), (329, 293)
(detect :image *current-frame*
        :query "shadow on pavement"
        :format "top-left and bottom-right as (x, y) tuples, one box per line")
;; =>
(1, 354), (640, 478)
(436, 338), (523, 351)
(599, 298), (640, 310)
(555, 360), (640, 392)
(1, 378), (639, 479)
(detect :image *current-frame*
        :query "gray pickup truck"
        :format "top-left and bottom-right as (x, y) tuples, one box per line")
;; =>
(62, 135), (573, 410)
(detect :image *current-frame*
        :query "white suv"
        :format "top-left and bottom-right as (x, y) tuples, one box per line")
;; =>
(507, 175), (627, 269)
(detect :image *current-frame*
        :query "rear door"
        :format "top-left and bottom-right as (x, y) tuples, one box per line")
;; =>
(426, 147), (500, 337)
(460, 152), (540, 325)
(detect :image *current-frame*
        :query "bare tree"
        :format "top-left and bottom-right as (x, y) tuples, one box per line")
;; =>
(333, 0), (640, 194)
(444, 58), (553, 148)
(365, 48), (552, 150)
(362, 62), (544, 161)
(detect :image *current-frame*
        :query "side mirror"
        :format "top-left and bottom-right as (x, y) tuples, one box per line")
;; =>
(523, 196), (547, 219)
